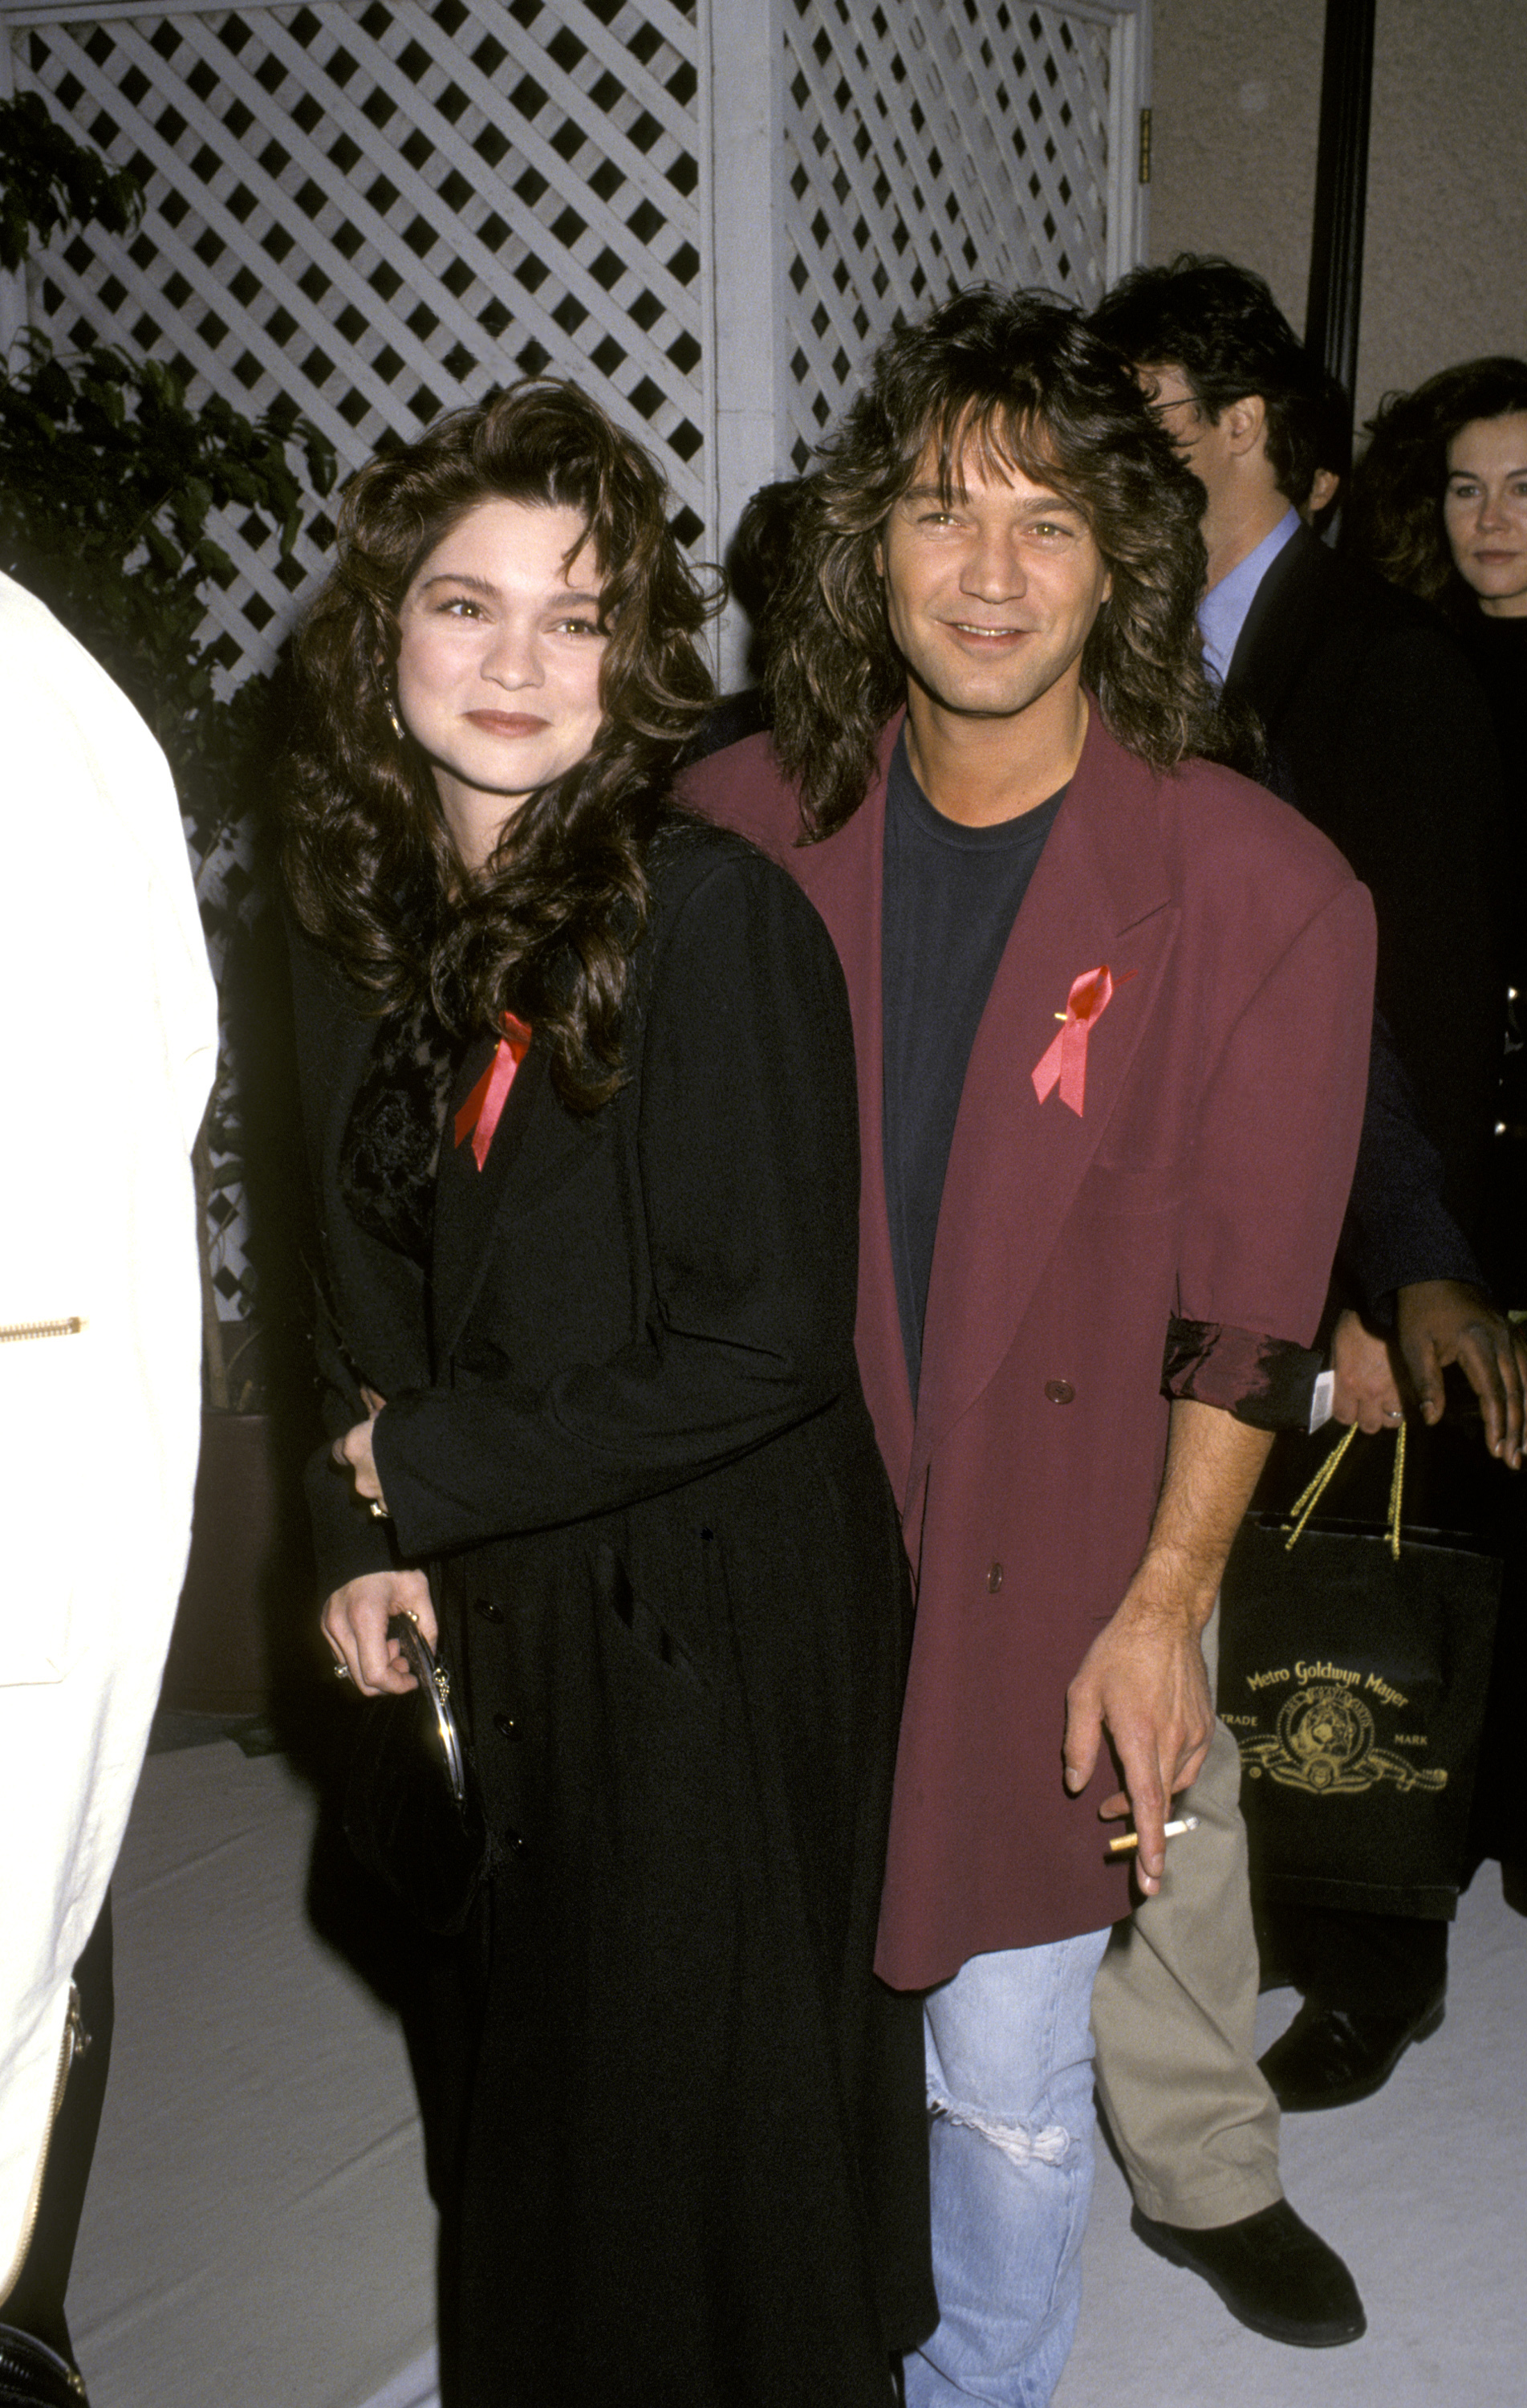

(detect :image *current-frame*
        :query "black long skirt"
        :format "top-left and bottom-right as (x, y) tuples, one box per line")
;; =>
(421, 1397), (936, 2408)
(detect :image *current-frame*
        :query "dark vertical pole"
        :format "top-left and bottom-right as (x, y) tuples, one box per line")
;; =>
(1304, 0), (1377, 399)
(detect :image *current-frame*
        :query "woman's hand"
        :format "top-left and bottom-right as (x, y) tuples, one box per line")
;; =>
(322, 1566), (437, 1696)
(333, 1384), (389, 1512)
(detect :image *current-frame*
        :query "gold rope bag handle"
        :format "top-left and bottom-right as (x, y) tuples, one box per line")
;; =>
(1282, 1418), (1407, 1557)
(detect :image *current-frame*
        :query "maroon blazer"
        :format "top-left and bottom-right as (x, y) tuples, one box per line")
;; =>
(684, 711), (1375, 1987)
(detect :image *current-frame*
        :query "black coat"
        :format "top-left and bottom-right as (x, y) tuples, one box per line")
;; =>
(1460, 612), (1527, 1300)
(1227, 524), (1506, 1242)
(290, 821), (935, 2406)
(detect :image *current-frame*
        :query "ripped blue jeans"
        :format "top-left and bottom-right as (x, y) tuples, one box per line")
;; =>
(904, 1927), (1114, 2407)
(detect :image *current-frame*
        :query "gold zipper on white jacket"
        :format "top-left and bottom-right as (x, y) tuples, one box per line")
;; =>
(0, 1317), (87, 1344)
(0, 1983), (91, 2383)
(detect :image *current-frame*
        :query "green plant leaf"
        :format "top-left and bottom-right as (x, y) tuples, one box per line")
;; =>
(179, 475), (213, 533)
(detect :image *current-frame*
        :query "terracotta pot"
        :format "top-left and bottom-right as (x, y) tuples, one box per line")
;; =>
(161, 1409), (313, 1715)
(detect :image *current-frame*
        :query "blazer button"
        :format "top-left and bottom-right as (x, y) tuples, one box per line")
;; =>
(493, 1711), (520, 1739)
(986, 1561), (1004, 1594)
(474, 1597), (504, 1624)
(1044, 1379), (1076, 1405)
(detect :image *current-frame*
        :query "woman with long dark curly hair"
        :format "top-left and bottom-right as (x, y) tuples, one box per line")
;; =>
(281, 381), (934, 2407)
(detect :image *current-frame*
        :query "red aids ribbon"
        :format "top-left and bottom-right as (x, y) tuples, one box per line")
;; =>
(1031, 966), (1119, 1117)
(453, 1012), (532, 1169)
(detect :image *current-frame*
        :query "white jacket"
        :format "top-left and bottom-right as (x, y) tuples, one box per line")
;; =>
(0, 574), (217, 2292)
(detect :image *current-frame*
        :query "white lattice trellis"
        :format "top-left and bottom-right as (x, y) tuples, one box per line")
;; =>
(778, 0), (1118, 471)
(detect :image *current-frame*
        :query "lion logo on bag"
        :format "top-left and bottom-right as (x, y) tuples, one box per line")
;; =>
(1240, 1683), (1448, 1796)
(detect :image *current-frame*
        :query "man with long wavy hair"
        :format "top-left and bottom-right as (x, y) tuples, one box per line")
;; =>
(685, 289), (1374, 2405)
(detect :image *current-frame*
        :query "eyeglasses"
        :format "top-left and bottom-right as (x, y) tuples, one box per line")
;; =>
(1147, 393), (1204, 429)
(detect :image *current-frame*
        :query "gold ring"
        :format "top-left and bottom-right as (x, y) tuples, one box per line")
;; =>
(331, 1660), (351, 1681)
(369, 1499), (389, 1519)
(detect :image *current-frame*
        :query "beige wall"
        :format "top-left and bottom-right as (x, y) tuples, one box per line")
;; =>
(1147, 0), (1527, 430)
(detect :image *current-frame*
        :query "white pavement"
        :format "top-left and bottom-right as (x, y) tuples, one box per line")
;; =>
(67, 1735), (1526, 2408)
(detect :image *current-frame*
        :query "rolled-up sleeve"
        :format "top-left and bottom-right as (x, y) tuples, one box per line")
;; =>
(1167, 877), (1376, 1412)
(1160, 1318), (1324, 1428)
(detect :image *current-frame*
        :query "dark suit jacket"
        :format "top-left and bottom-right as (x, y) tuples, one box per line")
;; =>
(686, 712), (1375, 1981)
(289, 823), (936, 2393)
(1228, 524), (1505, 1243)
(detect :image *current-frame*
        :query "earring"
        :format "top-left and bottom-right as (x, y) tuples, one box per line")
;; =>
(386, 698), (405, 741)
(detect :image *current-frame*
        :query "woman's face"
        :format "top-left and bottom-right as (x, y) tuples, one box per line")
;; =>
(1443, 413), (1527, 618)
(395, 497), (608, 867)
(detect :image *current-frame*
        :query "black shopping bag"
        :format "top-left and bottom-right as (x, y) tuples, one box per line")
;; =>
(1219, 1427), (1502, 1921)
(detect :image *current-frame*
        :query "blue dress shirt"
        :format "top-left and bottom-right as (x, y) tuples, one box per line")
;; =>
(1197, 506), (1301, 685)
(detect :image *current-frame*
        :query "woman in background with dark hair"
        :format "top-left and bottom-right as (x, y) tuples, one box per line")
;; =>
(1346, 356), (1525, 821)
(1346, 359), (1527, 1272)
(1346, 356), (1527, 787)
(1348, 359), (1527, 1888)
(1345, 356), (1527, 615)
(281, 380), (933, 2408)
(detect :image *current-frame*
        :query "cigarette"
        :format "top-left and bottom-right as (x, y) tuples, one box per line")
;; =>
(1107, 1815), (1200, 1856)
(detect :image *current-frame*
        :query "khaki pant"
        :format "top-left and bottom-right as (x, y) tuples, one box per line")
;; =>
(1089, 1610), (1282, 2230)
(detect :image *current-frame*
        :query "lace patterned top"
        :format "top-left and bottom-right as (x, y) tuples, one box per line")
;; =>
(338, 1003), (462, 1267)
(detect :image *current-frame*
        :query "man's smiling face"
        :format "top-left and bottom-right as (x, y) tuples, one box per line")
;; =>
(876, 434), (1112, 726)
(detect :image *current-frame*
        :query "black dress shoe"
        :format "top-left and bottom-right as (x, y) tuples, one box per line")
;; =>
(1130, 2201), (1366, 2347)
(1259, 1986), (1446, 2113)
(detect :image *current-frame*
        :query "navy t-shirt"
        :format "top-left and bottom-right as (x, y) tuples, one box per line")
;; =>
(881, 730), (1066, 1403)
